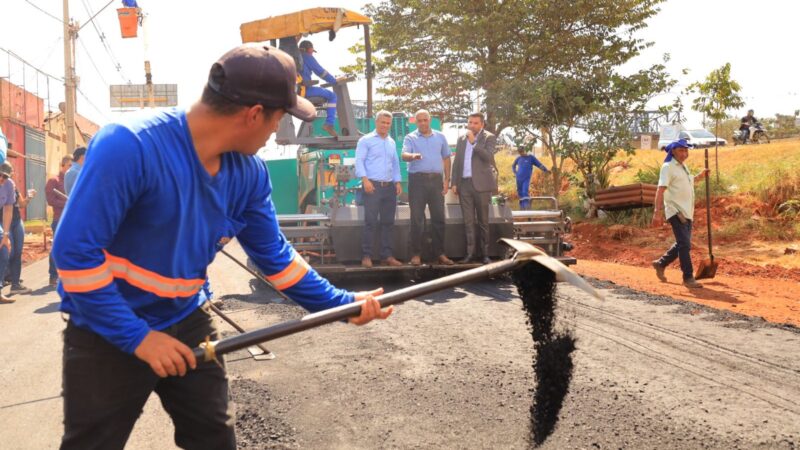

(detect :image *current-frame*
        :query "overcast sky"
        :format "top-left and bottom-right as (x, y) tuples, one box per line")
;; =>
(2, 0), (798, 133)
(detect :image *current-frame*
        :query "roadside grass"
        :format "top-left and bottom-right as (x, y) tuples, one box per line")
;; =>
(611, 138), (800, 194)
(494, 138), (799, 235)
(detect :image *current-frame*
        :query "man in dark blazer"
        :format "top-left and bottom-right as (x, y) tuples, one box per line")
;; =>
(450, 112), (498, 264)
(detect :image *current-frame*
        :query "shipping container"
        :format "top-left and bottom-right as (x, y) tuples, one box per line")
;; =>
(0, 119), (27, 221)
(0, 79), (44, 130)
(24, 126), (46, 221)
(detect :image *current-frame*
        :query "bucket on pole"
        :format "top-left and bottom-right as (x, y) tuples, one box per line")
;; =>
(117, 7), (139, 38)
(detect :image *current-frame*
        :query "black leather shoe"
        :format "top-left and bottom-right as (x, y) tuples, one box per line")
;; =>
(459, 256), (475, 264)
(481, 257), (491, 265)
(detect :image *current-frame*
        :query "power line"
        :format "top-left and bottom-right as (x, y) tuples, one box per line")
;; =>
(77, 86), (111, 122)
(80, 0), (133, 84)
(22, 0), (61, 23)
(77, 37), (109, 88)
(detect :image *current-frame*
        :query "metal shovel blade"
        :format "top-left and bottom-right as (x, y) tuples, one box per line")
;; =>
(247, 346), (277, 360)
(694, 257), (718, 280)
(499, 238), (604, 300)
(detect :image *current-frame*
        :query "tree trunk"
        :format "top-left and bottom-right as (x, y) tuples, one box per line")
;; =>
(715, 120), (720, 185)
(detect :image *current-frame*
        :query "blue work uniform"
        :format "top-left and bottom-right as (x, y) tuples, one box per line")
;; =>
(301, 53), (337, 126)
(53, 108), (353, 354)
(512, 154), (548, 209)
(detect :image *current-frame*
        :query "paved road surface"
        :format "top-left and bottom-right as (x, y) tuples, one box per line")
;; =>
(1, 245), (798, 449)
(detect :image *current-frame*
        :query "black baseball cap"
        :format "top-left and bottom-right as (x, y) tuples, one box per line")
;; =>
(299, 40), (316, 52)
(207, 44), (316, 122)
(0, 162), (13, 177)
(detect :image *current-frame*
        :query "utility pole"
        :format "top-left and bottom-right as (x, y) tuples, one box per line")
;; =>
(141, 12), (155, 108)
(62, 0), (78, 152)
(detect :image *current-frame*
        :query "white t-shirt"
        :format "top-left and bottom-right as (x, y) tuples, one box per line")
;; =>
(658, 159), (695, 221)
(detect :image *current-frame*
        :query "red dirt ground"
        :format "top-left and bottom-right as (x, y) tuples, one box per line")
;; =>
(568, 193), (800, 327)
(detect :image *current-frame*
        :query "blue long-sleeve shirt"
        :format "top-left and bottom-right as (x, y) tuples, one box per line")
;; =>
(512, 154), (548, 179)
(301, 53), (336, 86)
(64, 162), (82, 195)
(53, 109), (353, 354)
(355, 131), (400, 182)
(0, 128), (7, 163)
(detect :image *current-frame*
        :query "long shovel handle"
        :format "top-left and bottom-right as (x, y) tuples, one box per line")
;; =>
(194, 239), (603, 363)
(193, 257), (527, 362)
(207, 303), (273, 357)
(705, 147), (713, 260)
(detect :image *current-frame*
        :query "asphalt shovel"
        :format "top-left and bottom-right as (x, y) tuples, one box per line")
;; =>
(695, 147), (718, 280)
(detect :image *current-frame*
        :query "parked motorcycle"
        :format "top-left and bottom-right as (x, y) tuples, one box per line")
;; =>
(732, 122), (771, 146)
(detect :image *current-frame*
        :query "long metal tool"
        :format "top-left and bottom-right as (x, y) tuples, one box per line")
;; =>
(195, 239), (601, 362)
(695, 147), (718, 280)
(220, 248), (294, 303)
(207, 303), (275, 360)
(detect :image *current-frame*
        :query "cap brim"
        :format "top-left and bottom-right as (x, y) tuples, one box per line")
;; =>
(286, 96), (317, 122)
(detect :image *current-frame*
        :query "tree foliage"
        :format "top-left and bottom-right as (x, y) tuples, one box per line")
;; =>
(687, 63), (744, 183)
(687, 63), (744, 124)
(360, 0), (665, 134)
(357, 0), (673, 200)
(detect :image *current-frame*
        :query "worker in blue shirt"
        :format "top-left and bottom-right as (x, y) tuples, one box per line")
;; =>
(298, 40), (342, 137)
(0, 128), (7, 163)
(63, 146), (86, 196)
(53, 44), (392, 450)
(512, 147), (549, 209)
(355, 110), (402, 268)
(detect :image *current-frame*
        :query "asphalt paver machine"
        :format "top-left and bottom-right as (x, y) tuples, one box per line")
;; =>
(241, 8), (574, 281)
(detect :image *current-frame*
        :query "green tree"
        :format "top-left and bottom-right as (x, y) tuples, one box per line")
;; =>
(358, 0), (665, 134)
(687, 63), (744, 183)
(572, 69), (674, 203)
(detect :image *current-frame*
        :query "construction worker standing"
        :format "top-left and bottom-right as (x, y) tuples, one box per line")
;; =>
(512, 147), (549, 210)
(299, 40), (341, 137)
(53, 44), (392, 450)
(651, 139), (709, 289)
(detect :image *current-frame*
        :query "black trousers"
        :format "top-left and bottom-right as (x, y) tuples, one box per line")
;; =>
(362, 182), (397, 259)
(408, 172), (446, 258)
(458, 179), (492, 258)
(61, 305), (235, 450)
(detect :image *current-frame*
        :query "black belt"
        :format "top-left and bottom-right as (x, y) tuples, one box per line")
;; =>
(409, 172), (442, 178)
(368, 179), (394, 187)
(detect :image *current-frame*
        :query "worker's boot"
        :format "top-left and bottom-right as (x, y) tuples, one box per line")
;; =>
(409, 255), (422, 266)
(437, 254), (454, 266)
(322, 124), (338, 137)
(361, 256), (373, 268)
(651, 260), (667, 282)
(383, 257), (403, 267)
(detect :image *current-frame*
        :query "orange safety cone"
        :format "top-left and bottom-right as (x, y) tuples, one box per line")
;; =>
(117, 7), (139, 39)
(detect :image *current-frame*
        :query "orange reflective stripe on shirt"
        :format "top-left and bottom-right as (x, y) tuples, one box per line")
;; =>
(58, 261), (114, 293)
(265, 253), (310, 291)
(104, 251), (206, 299)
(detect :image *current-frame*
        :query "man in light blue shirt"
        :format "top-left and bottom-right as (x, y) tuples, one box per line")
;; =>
(64, 146), (86, 196)
(401, 109), (453, 266)
(355, 110), (402, 267)
(0, 128), (8, 164)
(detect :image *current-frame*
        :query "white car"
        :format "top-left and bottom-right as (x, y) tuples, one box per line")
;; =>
(658, 126), (727, 150)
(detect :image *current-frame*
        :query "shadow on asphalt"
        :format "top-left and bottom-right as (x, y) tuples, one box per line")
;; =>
(34, 301), (60, 314)
(27, 285), (56, 297)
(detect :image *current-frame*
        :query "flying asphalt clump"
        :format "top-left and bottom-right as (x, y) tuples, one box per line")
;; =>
(512, 262), (577, 447)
